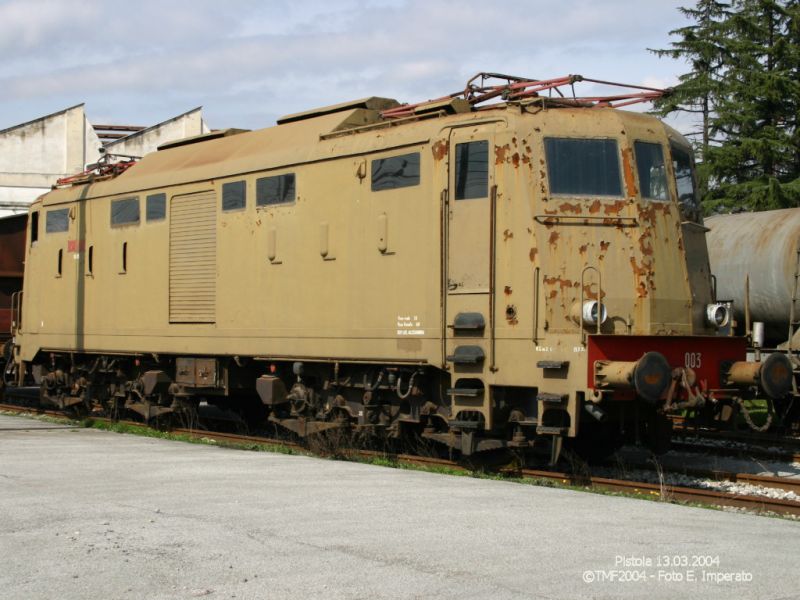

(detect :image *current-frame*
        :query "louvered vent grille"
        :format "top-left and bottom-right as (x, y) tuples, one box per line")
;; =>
(169, 191), (216, 323)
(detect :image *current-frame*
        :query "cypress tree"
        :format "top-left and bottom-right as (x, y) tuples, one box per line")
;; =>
(649, 1), (732, 199)
(653, 0), (800, 212)
(707, 0), (800, 210)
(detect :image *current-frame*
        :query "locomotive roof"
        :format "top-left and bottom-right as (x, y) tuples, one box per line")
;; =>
(37, 98), (673, 208)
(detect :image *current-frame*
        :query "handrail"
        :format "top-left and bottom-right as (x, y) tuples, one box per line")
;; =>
(534, 215), (638, 227)
(10, 290), (22, 335)
(580, 266), (603, 345)
(489, 185), (498, 372)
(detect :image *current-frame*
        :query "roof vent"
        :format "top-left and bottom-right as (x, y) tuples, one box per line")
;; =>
(277, 97), (399, 125)
(157, 128), (250, 151)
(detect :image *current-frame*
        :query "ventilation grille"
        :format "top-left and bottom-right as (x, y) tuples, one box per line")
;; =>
(169, 191), (216, 323)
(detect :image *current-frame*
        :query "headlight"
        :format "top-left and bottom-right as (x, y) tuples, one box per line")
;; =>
(582, 300), (608, 326)
(706, 303), (730, 328)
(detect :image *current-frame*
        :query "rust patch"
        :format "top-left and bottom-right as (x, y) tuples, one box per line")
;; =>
(583, 283), (606, 300)
(522, 155), (531, 166)
(543, 208), (558, 215)
(495, 144), (510, 165)
(603, 199), (628, 216)
(549, 290), (558, 299)
(637, 204), (657, 228)
(506, 305), (518, 326)
(599, 240), (610, 252)
(512, 152), (520, 168)
(621, 147), (638, 197)
(548, 231), (560, 247)
(512, 137), (517, 145)
(579, 244), (588, 255)
(504, 285), (513, 296)
(431, 140), (448, 161)
(503, 229), (513, 241)
(558, 202), (582, 215)
(638, 234), (654, 256)
(588, 200), (602, 214)
(529, 247), (538, 262)
(629, 256), (656, 297)
(543, 276), (576, 294)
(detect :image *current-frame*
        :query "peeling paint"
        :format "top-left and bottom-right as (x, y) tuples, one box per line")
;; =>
(495, 144), (510, 165)
(583, 283), (606, 300)
(431, 140), (448, 161)
(558, 202), (582, 215)
(622, 148), (639, 197)
(604, 199), (628, 216)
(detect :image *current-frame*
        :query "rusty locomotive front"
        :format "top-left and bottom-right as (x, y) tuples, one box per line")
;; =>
(8, 74), (789, 460)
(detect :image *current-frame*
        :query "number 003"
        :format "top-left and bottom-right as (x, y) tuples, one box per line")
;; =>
(685, 352), (702, 369)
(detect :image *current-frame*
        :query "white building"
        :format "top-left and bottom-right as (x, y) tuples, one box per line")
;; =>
(0, 105), (209, 217)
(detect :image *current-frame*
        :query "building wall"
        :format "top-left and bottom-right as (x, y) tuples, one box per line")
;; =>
(105, 108), (208, 159)
(0, 106), (209, 217)
(0, 105), (99, 214)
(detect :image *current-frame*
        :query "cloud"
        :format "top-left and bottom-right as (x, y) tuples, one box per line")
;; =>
(0, 0), (691, 130)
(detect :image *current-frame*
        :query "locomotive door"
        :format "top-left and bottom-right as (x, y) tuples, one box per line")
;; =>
(446, 131), (493, 293)
(444, 126), (495, 374)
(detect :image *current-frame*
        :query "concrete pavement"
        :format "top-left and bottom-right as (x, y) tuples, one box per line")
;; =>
(1, 413), (798, 600)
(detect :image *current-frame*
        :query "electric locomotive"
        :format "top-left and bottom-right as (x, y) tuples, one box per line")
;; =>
(8, 74), (790, 461)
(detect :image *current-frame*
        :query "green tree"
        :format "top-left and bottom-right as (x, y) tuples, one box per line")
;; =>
(649, 1), (732, 199)
(653, 0), (800, 212)
(707, 0), (800, 210)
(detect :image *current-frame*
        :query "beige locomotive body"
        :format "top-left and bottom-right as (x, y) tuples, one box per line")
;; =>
(14, 88), (780, 457)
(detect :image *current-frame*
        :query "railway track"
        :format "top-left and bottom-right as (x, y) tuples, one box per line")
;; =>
(671, 436), (800, 464)
(2, 402), (799, 517)
(671, 417), (800, 454)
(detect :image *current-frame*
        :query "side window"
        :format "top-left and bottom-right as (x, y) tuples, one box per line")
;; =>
(454, 141), (489, 200)
(371, 152), (420, 191)
(222, 181), (246, 211)
(30, 211), (39, 245)
(45, 208), (69, 233)
(544, 138), (622, 197)
(671, 144), (702, 223)
(111, 197), (140, 226)
(146, 193), (166, 221)
(256, 174), (295, 206)
(634, 141), (668, 201)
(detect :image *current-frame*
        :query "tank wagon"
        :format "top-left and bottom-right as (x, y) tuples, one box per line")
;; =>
(9, 74), (790, 459)
(706, 208), (800, 431)
(707, 209), (800, 347)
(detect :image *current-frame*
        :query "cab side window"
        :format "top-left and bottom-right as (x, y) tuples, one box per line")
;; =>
(545, 138), (622, 197)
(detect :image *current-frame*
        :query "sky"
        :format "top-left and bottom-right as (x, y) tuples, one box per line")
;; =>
(0, 0), (696, 133)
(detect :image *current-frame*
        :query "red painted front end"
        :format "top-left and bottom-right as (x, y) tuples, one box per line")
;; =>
(587, 335), (747, 391)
